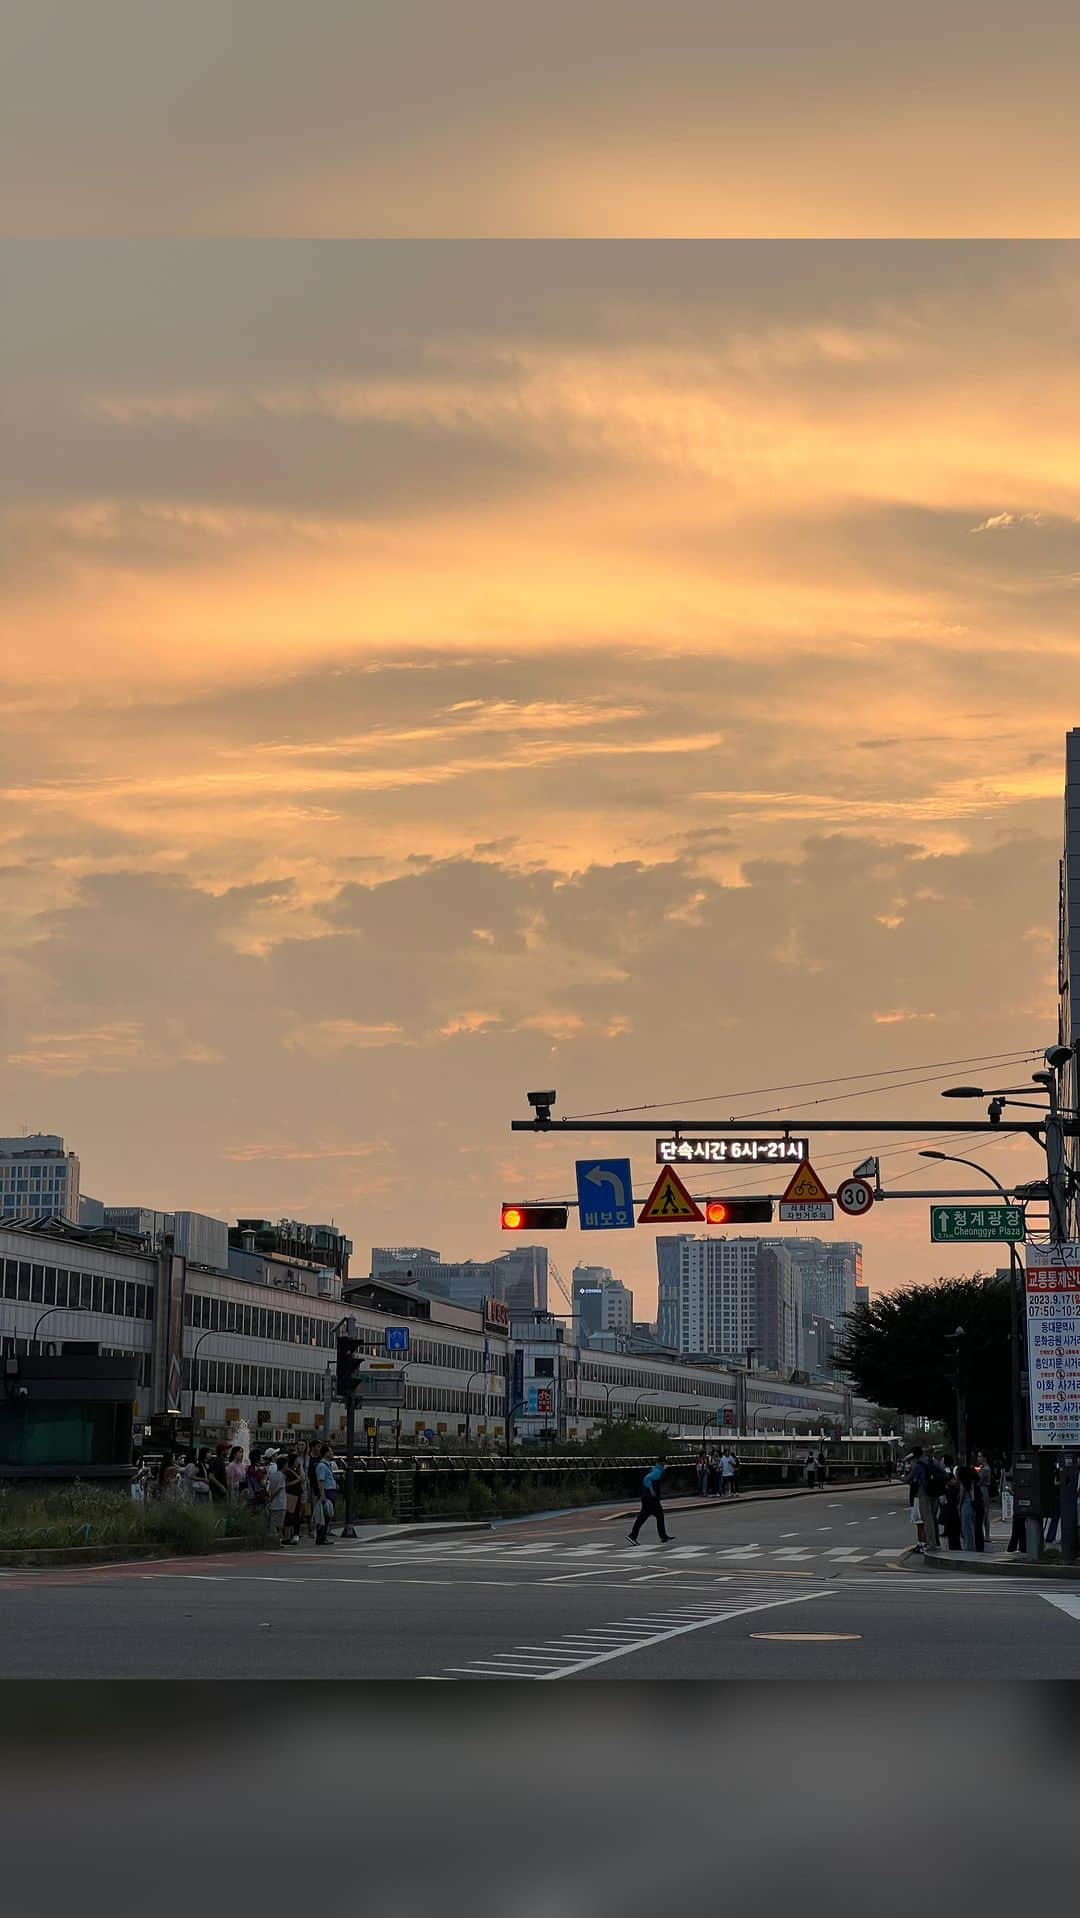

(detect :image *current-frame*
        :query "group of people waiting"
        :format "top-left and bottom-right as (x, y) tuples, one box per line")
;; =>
(694, 1448), (740, 1497)
(905, 1445), (1003, 1554)
(133, 1439), (341, 1545)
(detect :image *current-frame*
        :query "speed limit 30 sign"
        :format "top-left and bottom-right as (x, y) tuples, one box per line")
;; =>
(835, 1176), (875, 1217)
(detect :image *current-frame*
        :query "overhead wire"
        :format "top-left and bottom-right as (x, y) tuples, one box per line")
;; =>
(563, 1047), (1044, 1121)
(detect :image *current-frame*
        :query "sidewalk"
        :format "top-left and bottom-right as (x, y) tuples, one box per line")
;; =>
(921, 1541), (1080, 1580)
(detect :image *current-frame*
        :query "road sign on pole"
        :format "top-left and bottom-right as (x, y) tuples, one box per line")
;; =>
(575, 1158), (635, 1230)
(929, 1204), (1025, 1242)
(637, 1164), (704, 1225)
(779, 1160), (834, 1223)
(836, 1176), (875, 1217)
(1024, 1242), (1080, 1445)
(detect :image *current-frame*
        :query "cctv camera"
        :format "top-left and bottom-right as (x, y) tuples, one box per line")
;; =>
(1045, 1044), (1073, 1072)
(527, 1091), (556, 1109)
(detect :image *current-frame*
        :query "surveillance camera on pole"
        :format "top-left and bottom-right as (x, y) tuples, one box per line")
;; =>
(526, 1090), (557, 1125)
(1044, 1044), (1073, 1072)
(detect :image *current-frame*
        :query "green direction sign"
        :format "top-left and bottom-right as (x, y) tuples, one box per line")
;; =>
(929, 1203), (1025, 1243)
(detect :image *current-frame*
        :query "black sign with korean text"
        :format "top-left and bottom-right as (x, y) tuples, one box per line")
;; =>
(656, 1137), (809, 1167)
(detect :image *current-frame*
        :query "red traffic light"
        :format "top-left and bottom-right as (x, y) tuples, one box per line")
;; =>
(704, 1198), (774, 1224)
(501, 1204), (569, 1230)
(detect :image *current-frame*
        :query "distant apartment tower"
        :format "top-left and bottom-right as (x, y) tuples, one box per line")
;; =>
(656, 1237), (683, 1349)
(371, 1244), (548, 1313)
(771, 1237), (862, 1329)
(659, 1235), (800, 1374)
(572, 1265), (633, 1348)
(0, 1134), (80, 1223)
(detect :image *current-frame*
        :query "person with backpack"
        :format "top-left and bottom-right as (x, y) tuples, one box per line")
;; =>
(905, 1446), (942, 1551)
(627, 1459), (673, 1545)
(956, 1465), (985, 1552)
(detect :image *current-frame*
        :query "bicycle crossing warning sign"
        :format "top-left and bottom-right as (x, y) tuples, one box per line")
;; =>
(779, 1158), (834, 1222)
(637, 1164), (704, 1225)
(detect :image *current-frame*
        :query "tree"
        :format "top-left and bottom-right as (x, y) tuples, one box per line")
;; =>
(837, 1273), (1011, 1457)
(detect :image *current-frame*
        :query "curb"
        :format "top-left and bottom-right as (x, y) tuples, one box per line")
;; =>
(920, 1547), (1080, 1581)
(339, 1521), (493, 1545)
(0, 1534), (280, 1569)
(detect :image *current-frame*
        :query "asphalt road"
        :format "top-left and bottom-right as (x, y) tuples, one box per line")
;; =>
(2, 1483), (1078, 1677)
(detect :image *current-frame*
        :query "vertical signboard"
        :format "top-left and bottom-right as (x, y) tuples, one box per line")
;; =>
(1024, 1242), (1080, 1445)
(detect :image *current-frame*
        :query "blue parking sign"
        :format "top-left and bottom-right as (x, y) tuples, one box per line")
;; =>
(575, 1158), (635, 1231)
(385, 1326), (410, 1354)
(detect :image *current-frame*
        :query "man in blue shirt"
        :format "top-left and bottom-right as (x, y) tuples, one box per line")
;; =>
(628, 1458), (673, 1544)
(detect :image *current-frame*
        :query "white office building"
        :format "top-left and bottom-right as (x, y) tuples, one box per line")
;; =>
(0, 1134), (80, 1224)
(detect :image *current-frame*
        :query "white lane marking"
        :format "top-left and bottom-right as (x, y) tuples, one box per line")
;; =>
(847, 1522), (860, 1527)
(662, 1547), (711, 1558)
(779, 1532), (800, 1539)
(541, 1569), (627, 1584)
(533, 1591), (834, 1680)
(875, 1548), (905, 1557)
(772, 1548), (814, 1559)
(817, 1527), (832, 1533)
(824, 1548), (866, 1559)
(1040, 1594), (1080, 1621)
(715, 1546), (762, 1558)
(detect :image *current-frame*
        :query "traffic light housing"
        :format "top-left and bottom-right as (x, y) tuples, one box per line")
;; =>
(336, 1334), (363, 1399)
(501, 1204), (569, 1231)
(704, 1198), (774, 1225)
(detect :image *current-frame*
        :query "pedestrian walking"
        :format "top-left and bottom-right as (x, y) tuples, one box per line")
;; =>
(804, 1451), (817, 1490)
(695, 1450), (709, 1497)
(707, 1451), (721, 1497)
(627, 1458), (672, 1544)
(720, 1449), (737, 1498)
(815, 1450), (828, 1489)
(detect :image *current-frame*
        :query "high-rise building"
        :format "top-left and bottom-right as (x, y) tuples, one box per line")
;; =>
(658, 1234), (800, 1372)
(656, 1237), (683, 1349)
(371, 1244), (548, 1313)
(768, 1237), (862, 1329)
(0, 1134), (80, 1223)
(572, 1265), (633, 1348)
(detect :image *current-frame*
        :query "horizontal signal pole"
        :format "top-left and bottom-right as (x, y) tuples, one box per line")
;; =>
(510, 1117), (1045, 1135)
(532, 1187), (1039, 1211)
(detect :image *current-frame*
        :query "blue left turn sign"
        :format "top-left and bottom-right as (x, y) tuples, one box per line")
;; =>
(576, 1158), (635, 1231)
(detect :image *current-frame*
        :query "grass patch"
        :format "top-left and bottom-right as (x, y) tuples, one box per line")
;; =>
(0, 1484), (270, 1555)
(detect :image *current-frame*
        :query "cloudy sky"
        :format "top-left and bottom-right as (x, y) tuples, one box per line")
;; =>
(4, 234), (1078, 1312)
(4, 2), (1080, 238)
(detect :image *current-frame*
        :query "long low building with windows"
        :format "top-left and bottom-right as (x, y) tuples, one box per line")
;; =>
(0, 1221), (879, 1456)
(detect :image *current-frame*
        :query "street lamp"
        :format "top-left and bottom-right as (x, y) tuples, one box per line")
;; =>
(463, 1370), (485, 1446)
(32, 1306), (62, 1350)
(920, 1149), (1025, 1466)
(189, 1330), (213, 1447)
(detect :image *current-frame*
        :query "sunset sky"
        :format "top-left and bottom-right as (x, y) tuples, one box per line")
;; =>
(4, 237), (1079, 1313)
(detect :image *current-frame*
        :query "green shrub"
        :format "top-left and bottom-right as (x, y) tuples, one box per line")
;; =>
(0, 1484), (272, 1555)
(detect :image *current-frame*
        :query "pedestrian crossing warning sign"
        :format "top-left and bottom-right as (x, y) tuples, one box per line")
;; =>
(638, 1164), (704, 1225)
(780, 1160), (831, 1205)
